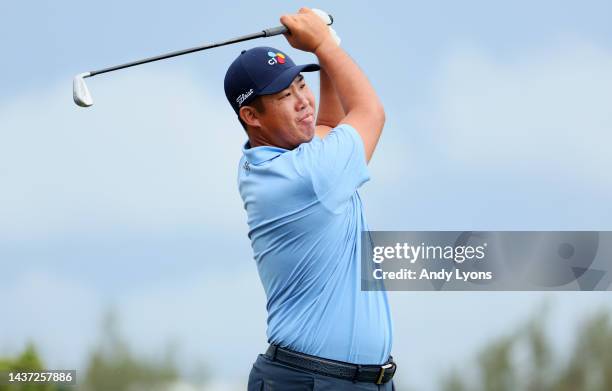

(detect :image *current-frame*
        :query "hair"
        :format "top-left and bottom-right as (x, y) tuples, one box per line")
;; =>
(239, 96), (266, 133)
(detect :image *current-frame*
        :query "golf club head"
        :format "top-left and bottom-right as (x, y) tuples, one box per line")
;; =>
(73, 72), (93, 107)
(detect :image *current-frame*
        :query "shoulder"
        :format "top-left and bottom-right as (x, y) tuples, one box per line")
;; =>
(295, 124), (363, 160)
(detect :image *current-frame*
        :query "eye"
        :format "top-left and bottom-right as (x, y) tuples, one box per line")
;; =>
(300, 84), (306, 89)
(279, 92), (291, 100)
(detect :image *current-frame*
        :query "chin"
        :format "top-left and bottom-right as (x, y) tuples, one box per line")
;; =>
(306, 127), (315, 139)
(290, 123), (315, 147)
(303, 124), (316, 140)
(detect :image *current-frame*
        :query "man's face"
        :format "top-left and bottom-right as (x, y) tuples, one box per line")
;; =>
(246, 74), (316, 150)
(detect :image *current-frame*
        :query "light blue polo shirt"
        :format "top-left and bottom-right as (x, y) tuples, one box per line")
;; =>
(238, 124), (393, 365)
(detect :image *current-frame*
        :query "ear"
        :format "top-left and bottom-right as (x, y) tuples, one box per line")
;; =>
(239, 106), (262, 129)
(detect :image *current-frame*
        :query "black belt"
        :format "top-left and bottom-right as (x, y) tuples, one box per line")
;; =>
(265, 344), (396, 385)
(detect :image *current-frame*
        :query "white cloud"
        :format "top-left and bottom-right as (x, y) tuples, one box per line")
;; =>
(429, 39), (612, 184)
(0, 271), (101, 368)
(0, 266), (266, 384)
(114, 268), (267, 383)
(0, 69), (247, 241)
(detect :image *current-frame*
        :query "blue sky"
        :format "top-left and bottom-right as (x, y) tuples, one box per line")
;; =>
(1, 1), (612, 390)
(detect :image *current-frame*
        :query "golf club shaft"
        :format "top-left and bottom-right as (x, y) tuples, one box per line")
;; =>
(89, 27), (288, 77)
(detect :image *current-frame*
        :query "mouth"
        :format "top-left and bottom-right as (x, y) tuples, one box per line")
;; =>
(297, 112), (314, 124)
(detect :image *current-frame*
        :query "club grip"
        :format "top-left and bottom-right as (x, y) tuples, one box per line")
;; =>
(263, 25), (288, 37)
(263, 12), (333, 37)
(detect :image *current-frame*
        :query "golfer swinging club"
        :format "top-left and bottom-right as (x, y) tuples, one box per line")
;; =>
(224, 7), (396, 390)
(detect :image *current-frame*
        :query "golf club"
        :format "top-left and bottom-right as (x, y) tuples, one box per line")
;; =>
(73, 10), (334, 108)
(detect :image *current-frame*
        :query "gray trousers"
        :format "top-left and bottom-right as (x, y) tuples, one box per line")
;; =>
(247, 354), (395, 391)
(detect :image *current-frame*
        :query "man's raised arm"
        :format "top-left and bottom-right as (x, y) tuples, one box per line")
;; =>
(315, 67), (346, 139)
(281, 8), (385, 162)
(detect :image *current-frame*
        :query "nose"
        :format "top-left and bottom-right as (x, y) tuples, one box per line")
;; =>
(295, 90), (309, 110)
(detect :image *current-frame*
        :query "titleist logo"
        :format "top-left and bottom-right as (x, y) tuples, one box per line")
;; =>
(236, 89), (254, 106)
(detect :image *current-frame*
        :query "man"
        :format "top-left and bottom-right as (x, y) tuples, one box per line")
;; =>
(224, 7), (395, 390)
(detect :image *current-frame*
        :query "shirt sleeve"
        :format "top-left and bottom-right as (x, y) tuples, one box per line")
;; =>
(293, 123), (370, 213)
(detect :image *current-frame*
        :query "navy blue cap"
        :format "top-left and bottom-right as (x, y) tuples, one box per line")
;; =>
(224, 46), (320, 114)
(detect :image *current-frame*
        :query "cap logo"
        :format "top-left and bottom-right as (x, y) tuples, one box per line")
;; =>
(267, 51), (286, 66)
(236, 88), (254, 106)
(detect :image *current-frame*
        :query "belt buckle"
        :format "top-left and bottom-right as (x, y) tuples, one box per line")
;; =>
(375, 363), (394, 385)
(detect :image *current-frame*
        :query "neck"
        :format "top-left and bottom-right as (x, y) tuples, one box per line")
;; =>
(248, 133), (272, 148)
(247, 127), (280, 148)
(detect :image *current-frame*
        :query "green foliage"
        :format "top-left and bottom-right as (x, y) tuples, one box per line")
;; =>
(0, 342), (69, 391)
(440, 370), (468, 391)
(2, 307), (205, 391)
(439, 305), (612, 391)
(80, 309), (179, 391)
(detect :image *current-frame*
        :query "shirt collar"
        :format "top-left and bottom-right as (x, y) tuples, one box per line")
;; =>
(242, 140), (288, 165)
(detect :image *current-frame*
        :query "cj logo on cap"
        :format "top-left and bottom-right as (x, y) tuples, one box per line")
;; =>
(267, 51), (286, 66)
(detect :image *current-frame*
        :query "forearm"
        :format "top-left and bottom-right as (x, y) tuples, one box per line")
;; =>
(316, 66), (345, 128)
(314, 40), (384, 116)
